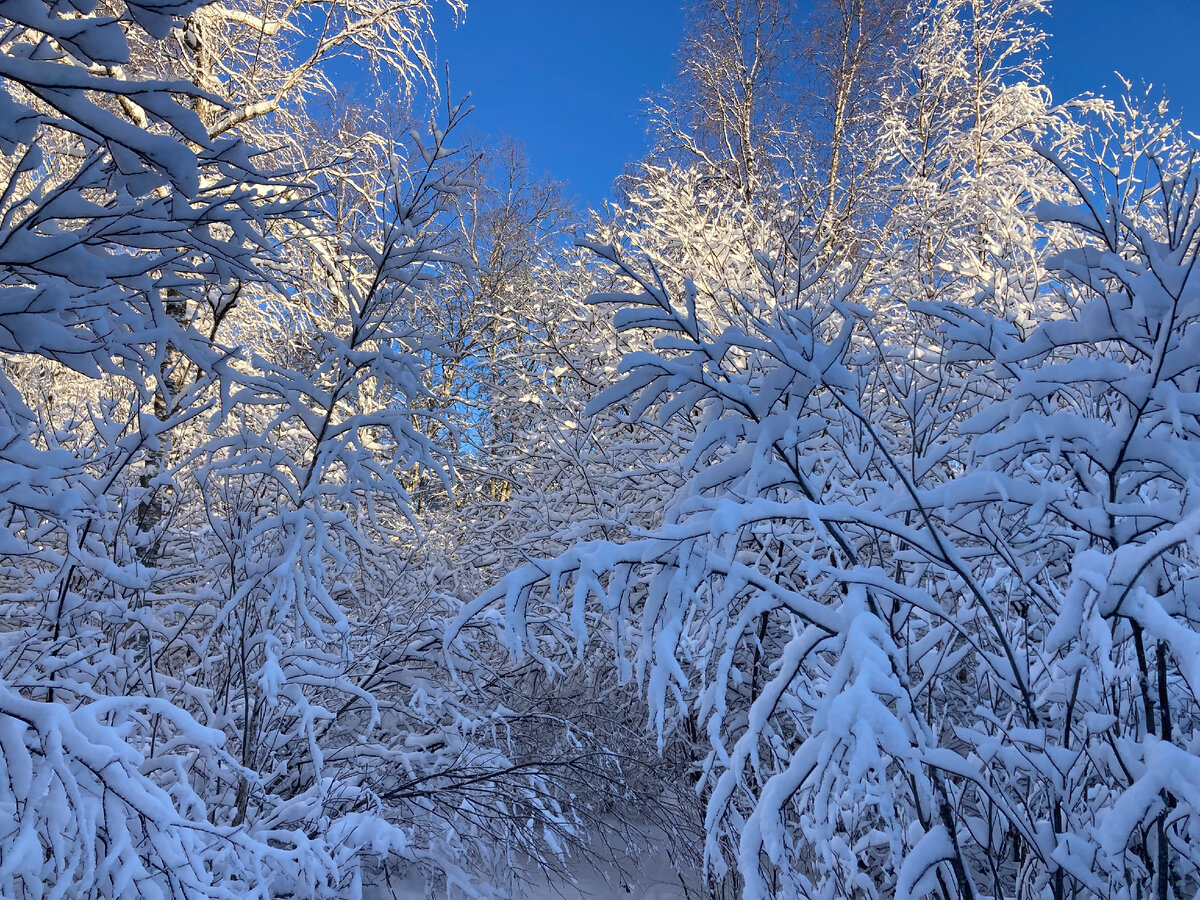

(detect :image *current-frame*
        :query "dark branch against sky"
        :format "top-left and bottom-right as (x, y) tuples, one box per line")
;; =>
(431, 0), (1199, 210)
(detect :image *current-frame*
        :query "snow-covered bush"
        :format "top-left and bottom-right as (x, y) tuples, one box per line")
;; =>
(453, 4), (1200, 898)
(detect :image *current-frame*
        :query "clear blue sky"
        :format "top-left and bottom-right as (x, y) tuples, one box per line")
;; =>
(1046, 0), (1200, 126)
(430, 0), (1200, 210)
(431, 1), (683, 207)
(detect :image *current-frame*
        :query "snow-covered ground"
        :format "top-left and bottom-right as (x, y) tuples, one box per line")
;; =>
(384, 826), (694, 898)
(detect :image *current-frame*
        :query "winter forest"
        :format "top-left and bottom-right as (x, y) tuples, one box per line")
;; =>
(3, 0), (1200, 896)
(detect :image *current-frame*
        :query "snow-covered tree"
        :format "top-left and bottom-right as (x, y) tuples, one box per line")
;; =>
(453, 5), (1200, 900)
(0, 0), (611, 892)
(0, 0), (311, 893)
(6, 0), (1200, 895)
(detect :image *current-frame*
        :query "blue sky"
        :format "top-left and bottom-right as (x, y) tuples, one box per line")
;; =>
(431, 1), (684, 207)
(1046, 0), (1199, 125)
(430, 1), (1200, 210)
